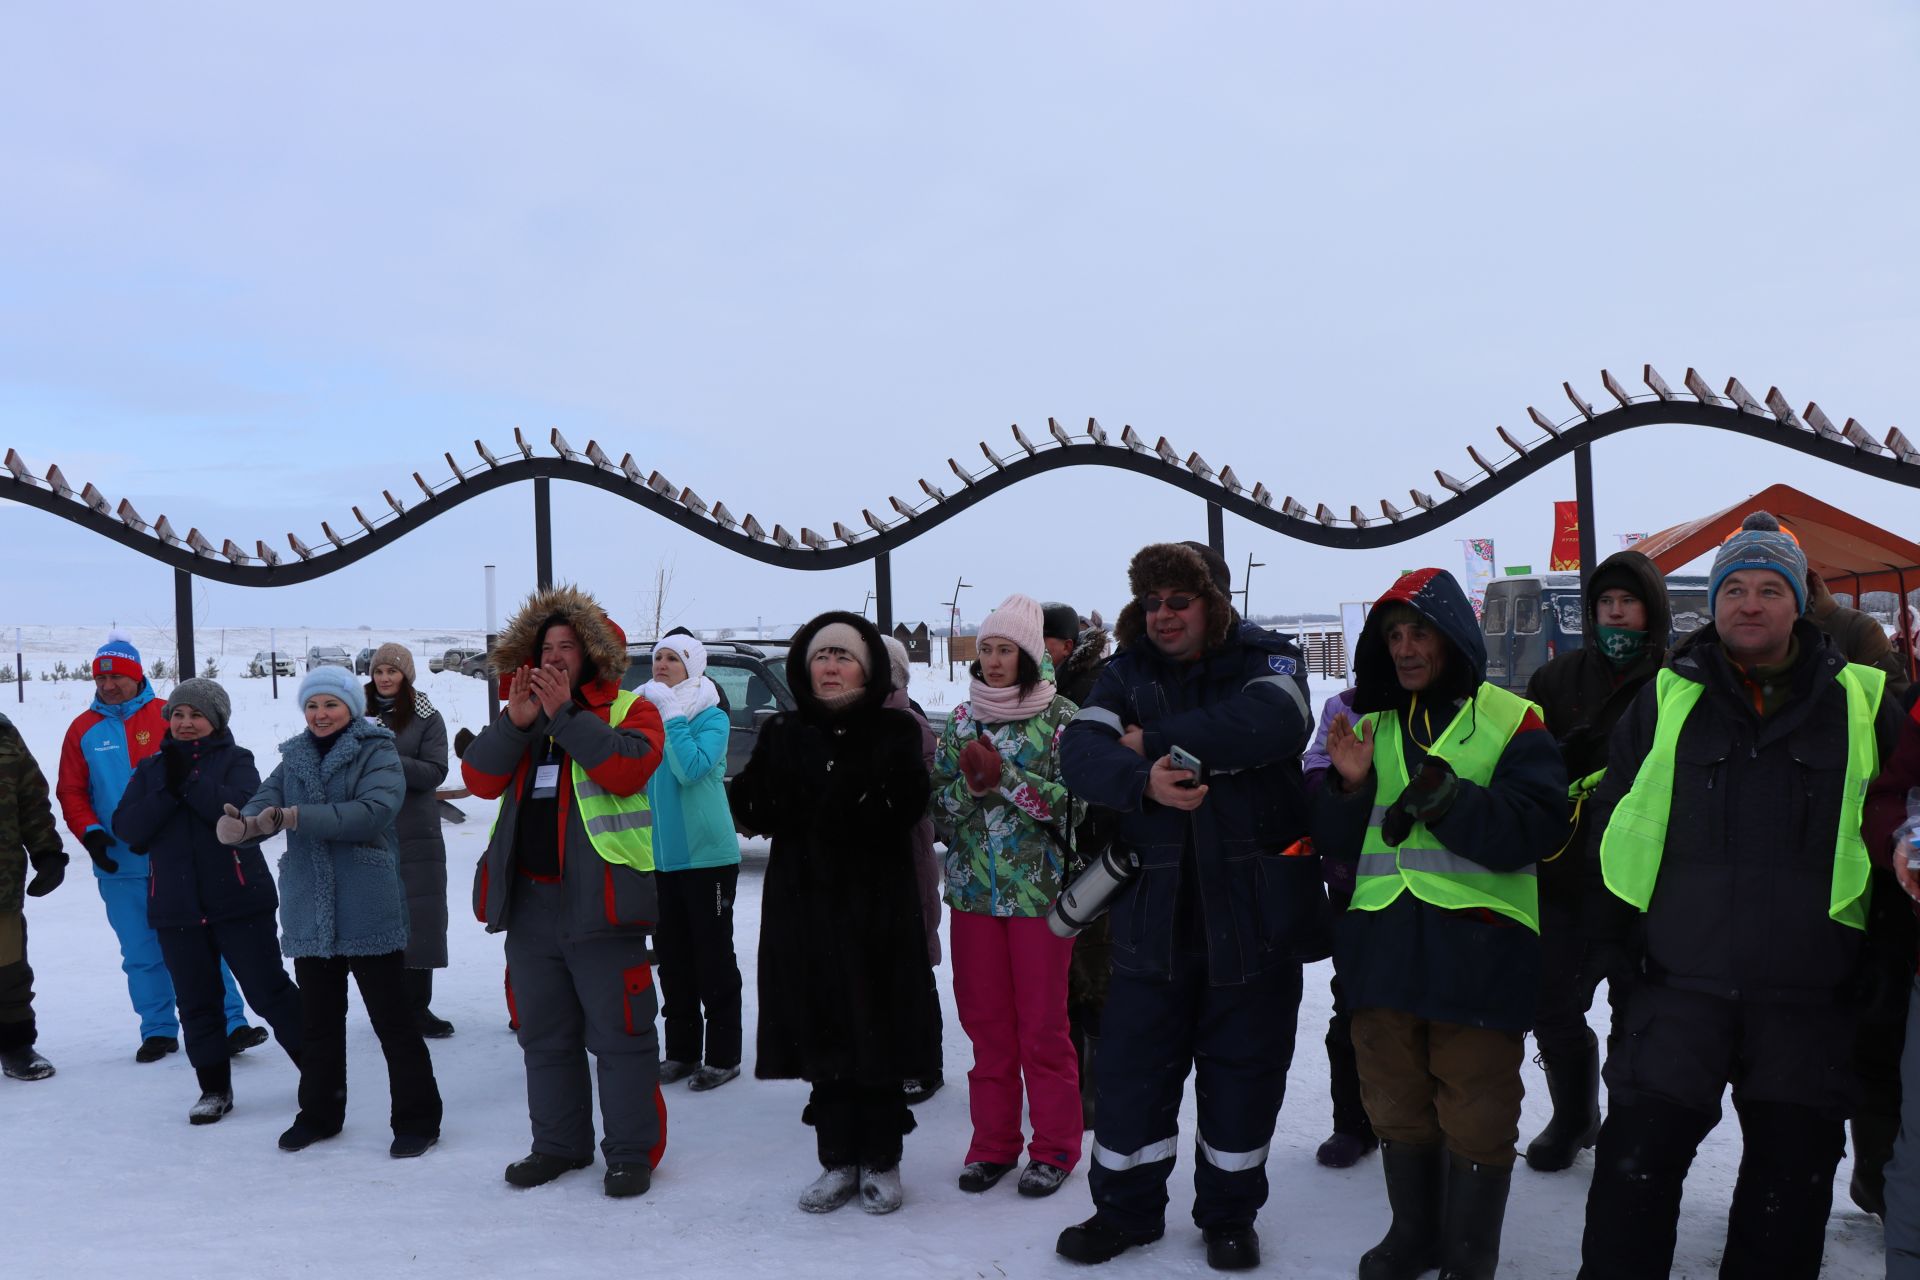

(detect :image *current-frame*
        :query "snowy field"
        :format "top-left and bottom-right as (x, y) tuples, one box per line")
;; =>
(0, 642), (1889, 1278)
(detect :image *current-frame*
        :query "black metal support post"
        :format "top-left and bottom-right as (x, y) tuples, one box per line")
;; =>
(1207, 501), (1225, 559)
(874, 551), (893, 633)
(174, 568), (194, 680)
(534, 477), (553, 590)
(1574, 444), (1598, 591)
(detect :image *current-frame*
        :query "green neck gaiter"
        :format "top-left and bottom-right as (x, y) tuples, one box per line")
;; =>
(1594, 626), (1649, 666)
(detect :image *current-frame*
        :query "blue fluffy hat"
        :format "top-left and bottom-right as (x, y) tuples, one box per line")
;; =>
(297, 666), (366, 718)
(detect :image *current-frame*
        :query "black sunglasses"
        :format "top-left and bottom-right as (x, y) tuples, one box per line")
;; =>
(1140, 593), (1197, 614)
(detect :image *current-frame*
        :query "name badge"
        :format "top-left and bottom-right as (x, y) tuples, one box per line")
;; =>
(532, 763), (561, 798)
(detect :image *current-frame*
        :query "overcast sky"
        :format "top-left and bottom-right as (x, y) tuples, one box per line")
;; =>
(3, 2), (1917, 636)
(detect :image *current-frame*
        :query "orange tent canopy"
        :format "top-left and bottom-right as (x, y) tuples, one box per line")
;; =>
(1634, 483), (1920, 598)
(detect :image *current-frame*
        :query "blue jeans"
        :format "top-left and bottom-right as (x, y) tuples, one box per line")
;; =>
(96, 876), (246, 1040)
(1887, 976), (1920, 1279)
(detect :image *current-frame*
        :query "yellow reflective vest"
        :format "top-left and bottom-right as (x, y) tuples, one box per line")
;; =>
(1353, 682), (1542, 933)
(1599, 664), (1883, 931)
(491, 689), (655, 872)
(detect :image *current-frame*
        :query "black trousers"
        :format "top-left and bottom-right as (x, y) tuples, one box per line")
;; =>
(157, 913), (303, 1070)
(1533, 889), (1629, 1062)
(1582, 984), (1854, 1279)
(404, 966), (434, 1016)
(0, 914), (33, 1051)
(293, 951), (442, 1139)
(655, 865), (743, 1069)
(1325, 971), (1371, 1136)
(806, 1079), (913, 1170)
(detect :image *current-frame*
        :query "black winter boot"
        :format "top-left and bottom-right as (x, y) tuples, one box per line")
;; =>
(0, 1045), (54, 1081)
(1359, 1140), (1445, 1280)
(1437, 1155), (1510, 1280)
(1524, 1027), (1601, 1172)
(1055, 1215), (1163, 1265)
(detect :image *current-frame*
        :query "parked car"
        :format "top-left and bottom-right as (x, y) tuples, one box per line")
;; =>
(248, 650), (297, 678)
(429, 646), (484, 674)
(621, 640), (796, 827)
(457, 649), (492, 679)
(354, 647), (377, 674)
(306, 645), (352, 671)
(1481, 572), (1709, 691)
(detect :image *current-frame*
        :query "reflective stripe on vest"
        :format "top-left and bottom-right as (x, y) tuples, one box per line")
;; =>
(1353, 682), (1541, 933)
(1598, 663), (1883, 932)
(490, 690), (656, 871)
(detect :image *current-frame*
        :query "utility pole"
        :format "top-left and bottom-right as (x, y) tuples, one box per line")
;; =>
(945, 577), (972, 681)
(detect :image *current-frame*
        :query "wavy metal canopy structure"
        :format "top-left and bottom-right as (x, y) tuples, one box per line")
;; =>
(7, 364), (1913, 673)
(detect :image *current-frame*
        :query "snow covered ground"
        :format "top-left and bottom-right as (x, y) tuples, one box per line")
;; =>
(0, 655), (1889, 1278)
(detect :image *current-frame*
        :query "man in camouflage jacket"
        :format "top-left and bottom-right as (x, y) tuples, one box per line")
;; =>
(1, 714), (68, 1080)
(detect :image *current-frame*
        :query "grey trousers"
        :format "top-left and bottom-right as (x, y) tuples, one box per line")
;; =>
(1887, 976), (1920, 1279)
(504, 877), (665, 1168)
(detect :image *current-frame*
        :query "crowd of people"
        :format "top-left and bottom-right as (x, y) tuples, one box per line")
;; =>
(3, 517), (1919, 1278)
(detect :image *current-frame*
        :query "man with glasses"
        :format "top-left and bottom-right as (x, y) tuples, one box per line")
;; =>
(1055, 541), (1316, 1272)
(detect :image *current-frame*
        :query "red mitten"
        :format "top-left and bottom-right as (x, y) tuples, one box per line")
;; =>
(958, 739), (1002, 793)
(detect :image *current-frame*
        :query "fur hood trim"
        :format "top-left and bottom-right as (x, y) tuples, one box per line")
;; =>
(1114, 543), (1233, 653)
(1058, 626), (1111, 689)
(785, 610), (894, 719)
(490, 584), (630, 685)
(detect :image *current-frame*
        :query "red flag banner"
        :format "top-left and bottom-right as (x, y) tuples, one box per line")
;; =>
(1550, 501), (1580, 571)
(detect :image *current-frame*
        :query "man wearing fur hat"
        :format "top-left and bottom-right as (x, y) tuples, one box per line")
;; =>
(56, 631), (256, 1062)
(1578, 513), (1905, 1278)
(462, 586), (668, 1198)
(1055, 541), (1316, 1271)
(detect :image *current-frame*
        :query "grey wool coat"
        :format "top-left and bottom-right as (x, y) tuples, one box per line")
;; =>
(382, 694), (450, 968)
(244, 716), (410, 959)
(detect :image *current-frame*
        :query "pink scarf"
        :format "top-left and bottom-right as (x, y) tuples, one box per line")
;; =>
(966, 675), (1056, 724)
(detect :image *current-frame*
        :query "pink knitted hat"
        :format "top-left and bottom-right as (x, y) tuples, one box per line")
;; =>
(977, 593), (1046, 665)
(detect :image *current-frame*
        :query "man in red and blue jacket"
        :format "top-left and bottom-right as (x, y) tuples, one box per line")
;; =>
(56, 633), (250, 1061)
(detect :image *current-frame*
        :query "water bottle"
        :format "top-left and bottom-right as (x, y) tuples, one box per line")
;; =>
(1047, 845), (1141, 938)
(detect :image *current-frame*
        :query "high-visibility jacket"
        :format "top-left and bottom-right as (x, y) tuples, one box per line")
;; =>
(1353, 682), (1541, 932)
(491, 689), (655, 872)
(1600, 664), (1883, 931)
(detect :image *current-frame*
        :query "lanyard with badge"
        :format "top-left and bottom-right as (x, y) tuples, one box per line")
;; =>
(531, 736), (562, 799)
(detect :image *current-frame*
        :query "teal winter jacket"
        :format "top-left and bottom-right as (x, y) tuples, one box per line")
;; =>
(648, 706), (740, 871)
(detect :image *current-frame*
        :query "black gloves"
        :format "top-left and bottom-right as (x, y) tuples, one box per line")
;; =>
(26, 854), (66, 897)
(1380, 758), (1461, 847)
(453, 727), (475, 760)
(82, 828), (119, 874)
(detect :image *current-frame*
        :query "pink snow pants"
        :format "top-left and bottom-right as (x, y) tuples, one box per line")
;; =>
(951, 910), (1081, 1171)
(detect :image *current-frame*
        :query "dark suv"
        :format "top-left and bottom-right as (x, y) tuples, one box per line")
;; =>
(621, 640), (796, 818)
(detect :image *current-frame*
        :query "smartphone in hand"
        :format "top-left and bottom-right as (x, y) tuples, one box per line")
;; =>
(1168, 744), (1207, 789)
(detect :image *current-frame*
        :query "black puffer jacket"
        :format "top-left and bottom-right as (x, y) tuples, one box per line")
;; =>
(114, 731), (275, 928)
(1314, 568), (1569, 1031)
(1588, 619), (1905, 1000)
(1523, 549), (1671, 894)
(732, 611), (937, 1084)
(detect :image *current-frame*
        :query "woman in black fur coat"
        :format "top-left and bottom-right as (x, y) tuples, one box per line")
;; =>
(731, 611), (935, 1217)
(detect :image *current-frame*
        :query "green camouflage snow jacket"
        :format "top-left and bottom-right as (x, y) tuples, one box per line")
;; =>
(932, 692), (1085, 918)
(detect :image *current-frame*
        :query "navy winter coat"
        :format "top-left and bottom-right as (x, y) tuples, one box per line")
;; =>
(1060, 617), (1318, 986)
(114, 730), (275, 929)
(1313, 568), (1569, 1031)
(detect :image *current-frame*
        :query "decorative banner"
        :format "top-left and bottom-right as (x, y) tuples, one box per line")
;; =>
(1617, 532), (1647, 549)
(1550, 501), (1580, 571)
(1458, 538), (1496, 618)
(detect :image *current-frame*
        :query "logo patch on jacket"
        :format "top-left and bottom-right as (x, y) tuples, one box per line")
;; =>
(1269, 655), (1298, 675)
(134, 730), (151, 746)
